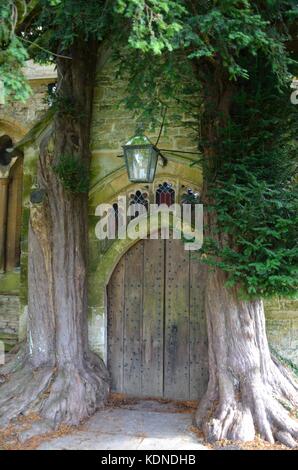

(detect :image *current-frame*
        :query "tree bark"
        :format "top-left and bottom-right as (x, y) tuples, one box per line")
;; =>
(195, 267), (298, 447)
(195, 63), (298, 448)
(0, 39), (109, 428)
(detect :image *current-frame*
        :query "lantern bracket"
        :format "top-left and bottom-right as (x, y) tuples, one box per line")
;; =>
(158, 151), (167, 167)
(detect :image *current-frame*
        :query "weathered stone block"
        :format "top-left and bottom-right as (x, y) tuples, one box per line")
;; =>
(0, 294), (20, 339)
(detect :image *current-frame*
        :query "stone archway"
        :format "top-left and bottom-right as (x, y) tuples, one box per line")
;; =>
(0, 118), (28, 143)
(88, 172), (204, 362)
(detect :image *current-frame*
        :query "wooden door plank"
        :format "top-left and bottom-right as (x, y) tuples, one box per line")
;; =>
(123, 241), (144, 395)
(189, 257), (209, 400)
(164, 239), (190, 400)
(107, 255), (125, 392)
(141, 239), (164, 397)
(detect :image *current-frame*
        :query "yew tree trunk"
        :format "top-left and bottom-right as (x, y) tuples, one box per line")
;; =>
(0, 39), (109, 427)
(196, 267), (298, 447)
(195, 68), (298, 448)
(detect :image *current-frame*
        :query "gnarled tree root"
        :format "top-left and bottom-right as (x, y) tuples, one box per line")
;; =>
(195, 268), (298, 449)
(0, 354), (109, 429)
(195, 380), (298, 448)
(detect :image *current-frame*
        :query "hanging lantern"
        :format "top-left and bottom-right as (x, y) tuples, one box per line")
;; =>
(122, 134), (159, 183)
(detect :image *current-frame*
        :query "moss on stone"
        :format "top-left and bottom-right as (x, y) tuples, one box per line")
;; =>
(0, 271), (20, 294)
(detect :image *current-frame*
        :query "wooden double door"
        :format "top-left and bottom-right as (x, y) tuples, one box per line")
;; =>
(107, 238), (208, 401)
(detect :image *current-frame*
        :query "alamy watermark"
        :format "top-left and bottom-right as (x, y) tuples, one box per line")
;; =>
(95, 197), (203, 250)
(290, 78), (298, 104)
(0, 80), (5, 105)
(0, 340), (4, 365)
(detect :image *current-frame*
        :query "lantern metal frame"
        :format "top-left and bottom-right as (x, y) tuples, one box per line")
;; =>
(122, 141), (161, 183)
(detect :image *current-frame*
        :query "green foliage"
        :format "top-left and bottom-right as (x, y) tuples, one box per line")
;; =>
(0, 1), (32, 102)
(27, 0), (112, 63)
(201, 64), (298, 299)
(53, 155), (89, 194)
(1, 0), (113, 99)
(116, 0), (297, 84)
(115, 0), (185, 54)
(204, 180), (298, 298)
(115, 48), (201, 129)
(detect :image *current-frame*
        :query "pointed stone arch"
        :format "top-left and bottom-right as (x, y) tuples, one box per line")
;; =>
(0, 118), (28, 144)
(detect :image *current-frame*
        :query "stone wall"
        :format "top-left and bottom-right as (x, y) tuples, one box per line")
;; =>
(265, 299), (298, 366)
(0, 61), (56, 142)
(0, 271), (20, 350)
(0, 81), (47, 136)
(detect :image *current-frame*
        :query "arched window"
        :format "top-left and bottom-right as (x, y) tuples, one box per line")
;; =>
(156, 182), (175, 206)
(0, 135), (23, 272)
(129, 190), (149, 219)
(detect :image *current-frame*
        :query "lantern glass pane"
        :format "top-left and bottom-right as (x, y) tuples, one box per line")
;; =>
(127, 147), (150, 181)
(124, 145), (158, 182)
